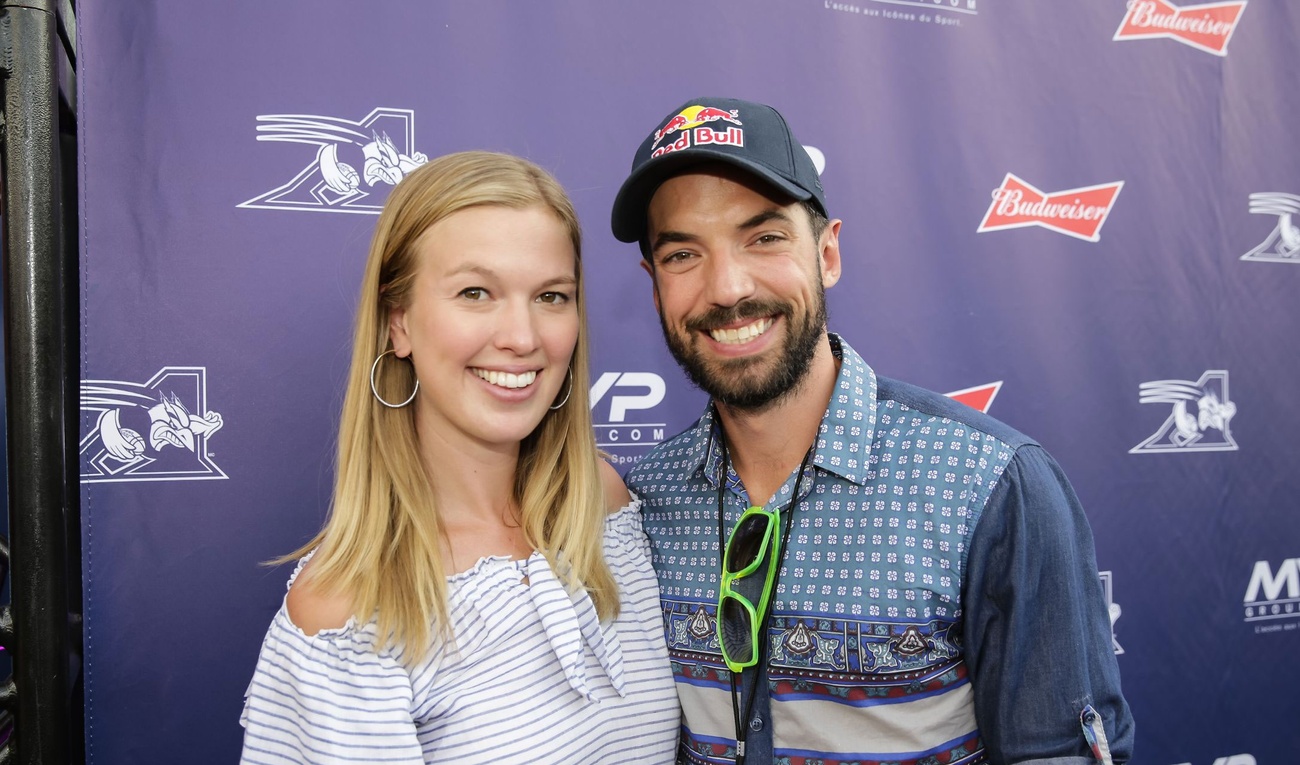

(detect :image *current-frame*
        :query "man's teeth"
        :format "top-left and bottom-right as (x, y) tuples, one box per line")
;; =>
(473, 369), (538, 389)
(709, 318), (773, 344)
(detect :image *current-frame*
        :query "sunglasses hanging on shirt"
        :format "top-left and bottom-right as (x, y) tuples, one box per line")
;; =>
(714, 429), (813, 765)
(718, 505), (782, 673)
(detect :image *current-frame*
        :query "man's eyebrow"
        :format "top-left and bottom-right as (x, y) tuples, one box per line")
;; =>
(650, 209), (796, 254)
(737, 209), (795, 231)
(650, 230), (698, 256)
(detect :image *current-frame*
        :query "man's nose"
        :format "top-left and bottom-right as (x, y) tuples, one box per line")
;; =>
(703, 250), (756, 308)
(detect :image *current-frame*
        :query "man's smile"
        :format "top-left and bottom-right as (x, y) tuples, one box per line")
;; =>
(707, 317), (774, 345)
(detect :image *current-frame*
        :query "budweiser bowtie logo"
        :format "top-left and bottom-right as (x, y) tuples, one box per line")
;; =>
(977, 174), (1124, 243)
(1114, 0), (1247, 57)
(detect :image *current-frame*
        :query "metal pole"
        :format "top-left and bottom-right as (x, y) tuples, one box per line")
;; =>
(0, 0), (71, 762)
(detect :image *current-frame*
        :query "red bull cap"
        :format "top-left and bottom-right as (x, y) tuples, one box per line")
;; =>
(611, 97), (827, 247)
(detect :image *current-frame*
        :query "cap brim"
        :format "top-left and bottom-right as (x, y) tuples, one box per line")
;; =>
(610, 149), (816, 244)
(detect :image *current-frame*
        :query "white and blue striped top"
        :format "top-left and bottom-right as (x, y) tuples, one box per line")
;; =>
(240, 503), (680, 764)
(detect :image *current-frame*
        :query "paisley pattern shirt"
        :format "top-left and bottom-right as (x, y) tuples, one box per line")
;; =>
(627, 334), (1132, 765)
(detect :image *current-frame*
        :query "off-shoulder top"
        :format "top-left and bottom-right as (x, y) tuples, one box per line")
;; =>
(239, 502), (679, 764)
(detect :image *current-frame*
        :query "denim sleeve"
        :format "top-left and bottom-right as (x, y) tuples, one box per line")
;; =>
(962, 445), (1135, 764)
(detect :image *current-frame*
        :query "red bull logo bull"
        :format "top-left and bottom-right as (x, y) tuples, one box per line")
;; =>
(651, 105), (744, 148)
(693, 107), (743, 125)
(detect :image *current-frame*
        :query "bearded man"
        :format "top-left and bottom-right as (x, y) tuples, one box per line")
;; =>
(611, 97), (1134, 765)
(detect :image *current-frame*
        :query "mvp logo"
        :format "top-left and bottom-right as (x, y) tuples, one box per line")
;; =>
(1243, 559), (1299, 623)
(590, 372), (667, 448)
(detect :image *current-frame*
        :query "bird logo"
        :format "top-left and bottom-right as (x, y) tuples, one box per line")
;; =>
(81, 367), (226, 483)
(1241, 192), (1300, 264)
(238, 108), (427, 215)
(1130, 370), (1238, 453)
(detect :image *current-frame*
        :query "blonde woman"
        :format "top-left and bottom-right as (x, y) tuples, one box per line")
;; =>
(239, 152), (678, 764)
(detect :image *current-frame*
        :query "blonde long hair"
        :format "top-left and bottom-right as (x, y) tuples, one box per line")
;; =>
(286, 151), (615, 660)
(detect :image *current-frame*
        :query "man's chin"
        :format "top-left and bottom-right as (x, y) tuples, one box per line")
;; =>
(698, 363), (794, 410)
(708, 383), (792, 412)
(696, 351), (777, 382)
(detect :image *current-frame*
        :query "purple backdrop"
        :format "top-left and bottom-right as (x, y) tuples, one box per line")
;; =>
(77, 2), (1298, 763)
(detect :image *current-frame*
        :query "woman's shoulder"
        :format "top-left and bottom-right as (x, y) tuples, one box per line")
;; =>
(284, 555), (356, 637)
(597, 458), (648, 552)
(598, 458), (631, 514)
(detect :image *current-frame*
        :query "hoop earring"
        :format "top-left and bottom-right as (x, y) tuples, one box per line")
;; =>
(370, 349), (419, 408)
(549, 367), (574, 410)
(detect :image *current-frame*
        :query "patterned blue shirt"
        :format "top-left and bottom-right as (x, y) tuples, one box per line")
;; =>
(627, 334), (1133, 765)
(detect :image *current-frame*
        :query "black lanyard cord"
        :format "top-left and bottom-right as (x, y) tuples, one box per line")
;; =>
(715, 429), (814, 764)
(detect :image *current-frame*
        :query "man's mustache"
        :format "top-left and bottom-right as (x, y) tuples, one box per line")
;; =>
(683, 300), (790, 334)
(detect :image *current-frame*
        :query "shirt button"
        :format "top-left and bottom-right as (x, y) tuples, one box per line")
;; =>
(1082, 710), (1097, 724)
(749, 717), (764, 732)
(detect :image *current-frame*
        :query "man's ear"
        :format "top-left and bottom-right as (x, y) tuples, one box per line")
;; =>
(641, 258), (662, 314)
(388, 306), (412, 358)
(819, 219), (843, 289)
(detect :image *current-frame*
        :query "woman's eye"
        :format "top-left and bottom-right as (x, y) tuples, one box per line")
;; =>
(459, 287), (487, 300)
(538, 291), (570, 305)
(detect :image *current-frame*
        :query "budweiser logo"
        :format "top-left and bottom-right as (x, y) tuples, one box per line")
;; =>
(977, 174), (1123, 242)
(1114, 0), (1247, 57)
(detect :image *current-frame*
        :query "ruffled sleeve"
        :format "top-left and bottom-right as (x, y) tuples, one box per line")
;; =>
(239, 558), (423, 765)
(605, 498), (649, 552)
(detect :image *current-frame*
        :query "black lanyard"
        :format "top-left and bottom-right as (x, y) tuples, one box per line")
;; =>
(715, 429), (814, 765)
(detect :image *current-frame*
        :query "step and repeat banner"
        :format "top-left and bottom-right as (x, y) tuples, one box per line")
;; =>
(77, 2), (1297, 763)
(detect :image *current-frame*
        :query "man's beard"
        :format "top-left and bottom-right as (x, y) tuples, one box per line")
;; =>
(658, 282), (827, 412)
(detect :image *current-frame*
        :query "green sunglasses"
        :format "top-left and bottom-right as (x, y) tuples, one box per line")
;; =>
(717, 505), (783, 673)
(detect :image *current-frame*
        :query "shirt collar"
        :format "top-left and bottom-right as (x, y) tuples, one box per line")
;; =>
(683, 332), (878, 488)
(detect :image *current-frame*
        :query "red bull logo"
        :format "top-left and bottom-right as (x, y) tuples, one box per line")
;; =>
(1113, 0), (1247, 57)
(651, 126), (745, 159)
(977, 173), (1123, 242)
(651, 105), (744, 148)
